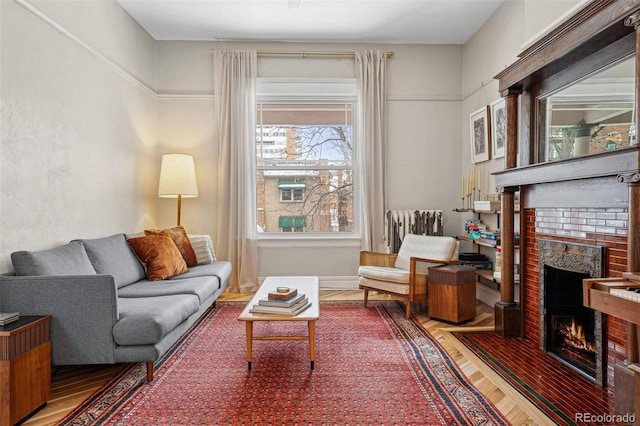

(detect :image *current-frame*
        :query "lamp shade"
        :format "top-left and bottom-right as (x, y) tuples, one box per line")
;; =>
(158, 154), (198, 198)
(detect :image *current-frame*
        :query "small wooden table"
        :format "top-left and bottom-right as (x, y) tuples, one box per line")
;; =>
(428, 265), (476, 324)
(238, 276), (319, 371)
(0, 315), (51, 426)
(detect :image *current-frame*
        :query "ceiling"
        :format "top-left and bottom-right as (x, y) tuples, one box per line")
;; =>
(117, 0), (505, 44)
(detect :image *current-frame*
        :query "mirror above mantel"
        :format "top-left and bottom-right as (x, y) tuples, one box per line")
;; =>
(540, 57), (636, 162)
(493, 0), (640, 186)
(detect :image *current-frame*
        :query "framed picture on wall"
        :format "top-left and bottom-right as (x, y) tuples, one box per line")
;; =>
(470, 106), (491, 163)
(491, 98), (506, 159)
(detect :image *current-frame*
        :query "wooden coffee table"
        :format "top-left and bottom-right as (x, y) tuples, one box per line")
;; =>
(238, 276), (319, 370)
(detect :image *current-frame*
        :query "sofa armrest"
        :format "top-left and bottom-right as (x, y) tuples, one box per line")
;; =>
(359, 251), (397, 267)
(0, 274), (119, 365)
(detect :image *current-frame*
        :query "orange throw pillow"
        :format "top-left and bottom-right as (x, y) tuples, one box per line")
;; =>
(145, 226), (198, 267)
(128, 234), (188, 281)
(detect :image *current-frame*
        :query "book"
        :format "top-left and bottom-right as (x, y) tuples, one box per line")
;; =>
(249, 299), (311, 315)
(268, 287), (298, 301)
(258, 293), (306, 308)
(0, 312), (19, 326)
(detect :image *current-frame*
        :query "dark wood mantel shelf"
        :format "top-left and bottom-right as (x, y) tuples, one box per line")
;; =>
(494, 146), (640, 190)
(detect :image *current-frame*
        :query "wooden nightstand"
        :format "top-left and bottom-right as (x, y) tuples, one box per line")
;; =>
(0, 315), (51, 426)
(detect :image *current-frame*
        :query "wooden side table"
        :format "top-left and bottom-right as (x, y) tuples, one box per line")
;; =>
(0, 315), (51, 426)
(428, 265), (476, 324)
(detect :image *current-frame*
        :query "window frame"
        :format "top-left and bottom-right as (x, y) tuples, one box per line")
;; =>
(255, 78), (360, 242)
(280, 188), (304, 203)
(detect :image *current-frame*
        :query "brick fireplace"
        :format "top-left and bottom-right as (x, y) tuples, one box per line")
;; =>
(523, 208), (629, 387)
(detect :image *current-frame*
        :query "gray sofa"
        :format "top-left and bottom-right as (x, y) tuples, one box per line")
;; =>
(0, 233), (231, 381)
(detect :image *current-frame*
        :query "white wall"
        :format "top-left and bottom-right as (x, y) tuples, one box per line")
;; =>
(155, 41), (464, 286)
(0, 0), (159, 273)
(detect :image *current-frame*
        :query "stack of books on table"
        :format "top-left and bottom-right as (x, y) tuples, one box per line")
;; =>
(0, 312), (20, 326)
(249, 287), (311, 315)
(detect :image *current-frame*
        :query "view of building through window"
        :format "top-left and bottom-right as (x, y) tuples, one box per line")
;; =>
(256, 103), (354, 233)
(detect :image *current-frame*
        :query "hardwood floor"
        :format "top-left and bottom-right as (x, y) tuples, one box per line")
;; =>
(23, 290), (554, 426)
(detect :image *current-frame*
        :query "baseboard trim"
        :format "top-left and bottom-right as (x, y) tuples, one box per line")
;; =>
(258, 275), (359, 290)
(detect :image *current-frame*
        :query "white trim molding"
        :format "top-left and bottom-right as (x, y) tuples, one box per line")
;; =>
(259, 275), (359, 290)
(257, 233), (361, 249)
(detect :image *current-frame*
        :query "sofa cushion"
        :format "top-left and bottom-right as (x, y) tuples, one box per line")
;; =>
(113, 295), (200, 346)
(167, 262), (232, 283)
(188, 234), (216, 264)
(11, 241), (97, 276)
(76, 234), (146, 288)
(145, 226), (197, 267)
(127, 235), (188, 281)
(117, 276), (219, 304)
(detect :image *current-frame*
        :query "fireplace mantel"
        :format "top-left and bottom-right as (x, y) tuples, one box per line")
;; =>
(494, 147), (640, 189)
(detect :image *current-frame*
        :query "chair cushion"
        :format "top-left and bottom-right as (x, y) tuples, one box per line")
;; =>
(358, 265), (409, 284)
(76, 234), (146, 288)
(11, 241), (96, 276)
(394, 235), (457, 271)
(359, 276), (409, 295)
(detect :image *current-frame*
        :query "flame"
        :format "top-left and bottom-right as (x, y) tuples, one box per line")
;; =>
(559, 318), (596, 353)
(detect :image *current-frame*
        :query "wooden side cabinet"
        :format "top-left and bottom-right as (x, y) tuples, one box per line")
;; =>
(428, 265), (477, 324)
(0, 316), (51, 426)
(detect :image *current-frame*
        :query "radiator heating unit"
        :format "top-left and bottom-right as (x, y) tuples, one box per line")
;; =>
(384, 210), (444, 253)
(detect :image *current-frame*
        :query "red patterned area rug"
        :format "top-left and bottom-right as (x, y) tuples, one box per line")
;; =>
(59, 301), (509, 425)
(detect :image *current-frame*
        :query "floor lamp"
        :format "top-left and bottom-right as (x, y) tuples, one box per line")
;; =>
(158, 154), (199, 226)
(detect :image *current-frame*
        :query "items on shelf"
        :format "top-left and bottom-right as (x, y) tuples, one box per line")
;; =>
(458, 253), (493, 269)
(493, 247), (502, 280)
(474, 199), (500, 211)
(0, 312), (20, 326)
(250, 287), (311, 315)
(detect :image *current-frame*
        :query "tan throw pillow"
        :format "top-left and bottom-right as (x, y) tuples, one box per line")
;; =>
(127, 234), (188, 281)
(145, 225), (198, 267)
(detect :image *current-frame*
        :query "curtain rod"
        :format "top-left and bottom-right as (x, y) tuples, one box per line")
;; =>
(211, 49), (394, 58)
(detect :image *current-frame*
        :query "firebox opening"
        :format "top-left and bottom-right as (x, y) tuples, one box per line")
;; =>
(544, 265), (597, 379)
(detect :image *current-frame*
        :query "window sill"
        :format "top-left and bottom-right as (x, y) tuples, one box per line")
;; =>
(257, 233), (361, 248)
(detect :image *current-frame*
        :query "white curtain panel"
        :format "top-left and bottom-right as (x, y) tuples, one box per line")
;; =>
(355, 51), (388, 252)
(213, 50), (258, 293)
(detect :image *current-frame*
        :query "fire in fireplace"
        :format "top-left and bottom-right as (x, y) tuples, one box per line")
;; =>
(544, 265), (596, 376)
(539, 239), (605, 385)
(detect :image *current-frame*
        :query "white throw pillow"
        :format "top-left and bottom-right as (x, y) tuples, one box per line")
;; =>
(187, 234), (216, 265)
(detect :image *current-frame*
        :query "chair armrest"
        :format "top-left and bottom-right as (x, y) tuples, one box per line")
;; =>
(409, 257), (459, 276)
(0, 274), (119, 365)
(359, 251), (397, 267)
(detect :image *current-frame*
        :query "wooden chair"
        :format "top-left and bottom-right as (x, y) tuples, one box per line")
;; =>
(358, 234), (459, 318)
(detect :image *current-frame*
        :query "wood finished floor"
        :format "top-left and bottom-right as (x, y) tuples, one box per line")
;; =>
(23, 290), (555, 426)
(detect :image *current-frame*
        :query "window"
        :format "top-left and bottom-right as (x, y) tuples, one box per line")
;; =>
(280, 189), (304, 202)
(279, 216), (306, 232)
(256, 79), (356, 234)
